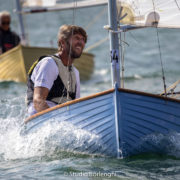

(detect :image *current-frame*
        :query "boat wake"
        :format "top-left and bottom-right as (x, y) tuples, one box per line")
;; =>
(137, 132), (180, 158)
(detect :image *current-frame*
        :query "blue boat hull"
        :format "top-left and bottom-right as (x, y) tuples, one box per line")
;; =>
(118, 89), (180, 157)
(24, 88), (180, 157)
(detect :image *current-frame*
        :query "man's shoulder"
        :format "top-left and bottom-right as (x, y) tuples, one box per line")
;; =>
(10, 30), (20, 40)
(37, 55), (58, 68)
(40, 55), (56, 62)
(10, 30), (19, 36)
(31, 56), (59, 80)
(73, 66), (79, 73)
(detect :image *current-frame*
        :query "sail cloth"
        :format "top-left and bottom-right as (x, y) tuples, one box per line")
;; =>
(22, 0), (56, 7)
(118, 0), (180, 28)
(21, 0), (180, 28)
(21, 0), (107, 13)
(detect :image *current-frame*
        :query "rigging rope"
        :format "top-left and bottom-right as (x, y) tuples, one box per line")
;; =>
(120, 32), (126, 88)
(58, 0), (78, 104)
(83, 7), (108, 53)
(116, 2), (127, 88)
(174, 0), (180, 11)
(85, 6), (107, 30)
(151, 0), (167, 96)
(67, 0), (77, 101)
(72, 0), (77, 25)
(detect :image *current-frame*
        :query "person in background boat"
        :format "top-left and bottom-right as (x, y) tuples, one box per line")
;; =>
(27, 24), (87, 116)
(0, 11), (20, 54)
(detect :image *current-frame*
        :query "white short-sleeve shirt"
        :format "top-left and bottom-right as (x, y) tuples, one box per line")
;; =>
(27, 56), (80, 116)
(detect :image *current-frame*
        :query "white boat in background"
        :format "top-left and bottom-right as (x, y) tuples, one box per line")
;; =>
(0, 0), (95, 83)
(23, 0), (180, 158)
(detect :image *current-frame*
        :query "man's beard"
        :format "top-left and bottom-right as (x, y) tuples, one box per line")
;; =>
(67, 42), (82, 59)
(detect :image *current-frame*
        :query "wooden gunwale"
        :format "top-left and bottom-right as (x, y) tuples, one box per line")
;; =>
(25, 88), (115, 123)
(25, 87), (180, 123)
(120, 88), (180, 103)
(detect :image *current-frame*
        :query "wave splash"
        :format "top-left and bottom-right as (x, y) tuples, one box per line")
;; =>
(138, 132), (180, 158)
(0, 117), (108, 161)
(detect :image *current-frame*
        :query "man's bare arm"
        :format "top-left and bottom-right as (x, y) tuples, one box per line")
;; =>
(33, 87), (49, 113)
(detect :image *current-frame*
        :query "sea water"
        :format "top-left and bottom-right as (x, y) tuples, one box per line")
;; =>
(0, 0), (180, 179)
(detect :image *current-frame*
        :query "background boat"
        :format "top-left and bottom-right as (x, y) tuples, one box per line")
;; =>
(0, 44), (94, 82)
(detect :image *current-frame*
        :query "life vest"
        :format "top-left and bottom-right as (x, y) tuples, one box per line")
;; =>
(27, 55), (77, 105)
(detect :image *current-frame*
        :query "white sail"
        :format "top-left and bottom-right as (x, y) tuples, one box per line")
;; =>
(21, 0), (107, 13)
(118, 0), (180, 28)
(22, 0), (57, 7)
(21, 0), (180, 28)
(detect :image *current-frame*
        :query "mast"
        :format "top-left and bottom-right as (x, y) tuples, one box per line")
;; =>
(108, 0), (122, 158)
(15, 0), (27, 45)
(108, 0), (121, 88)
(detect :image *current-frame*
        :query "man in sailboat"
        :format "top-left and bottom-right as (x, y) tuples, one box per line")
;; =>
(0, 11), (20, 54)
(27, 24), (87, 116)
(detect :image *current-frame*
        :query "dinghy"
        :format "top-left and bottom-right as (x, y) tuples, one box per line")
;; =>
(24, 0), (180, 158)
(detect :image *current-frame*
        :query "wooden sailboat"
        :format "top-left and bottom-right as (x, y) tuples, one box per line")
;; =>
(0, 45), (94, 82)
(0, 0), (94, 83)
(23, 0), (180, 158)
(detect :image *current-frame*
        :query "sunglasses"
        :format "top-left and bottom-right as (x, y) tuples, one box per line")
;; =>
(2, 21), (10, 25)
